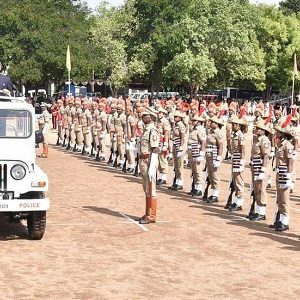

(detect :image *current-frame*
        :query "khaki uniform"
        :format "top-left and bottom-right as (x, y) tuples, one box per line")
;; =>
(97, 110), (108, 158)
(68, 106), (76, 148)
(230, 130), (245, 204)
(172, 120), (186, 186)
(139, 123), (159, 198)
(82, 108), (92, 152)
(188, 124), (206, 192)
(275, 140), (294, 220)
(38, 109), (50, 144)
(157, 116), (171, 181)
(251, 135), (271, 215)
(91, 108), (100, 152)
(114, 112), (126, 165)
(206, 128), (223, 197)
(125, 115), (136, 169)
(57, 105), (65, 144)
(74, 107), (83, 150)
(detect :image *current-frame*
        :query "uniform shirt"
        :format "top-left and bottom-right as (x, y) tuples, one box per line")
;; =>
(206, 128), (223, 147)
(172, 121), (186, 147)
(82, 108), (92, 127)
(114, 112), (126, 133)
(230, 130), (245, 153)
(96, 110), (107, 132)
(157, 117), (171, 141)
(38, 109), (50, 130)
(139, 122), (159, 155)
(74, 107), (83, 130)
(127, 115), (136, 139)
(251, 135), (271, 158)
(276, 139), (294, 167)
(188, 125), (206, 146)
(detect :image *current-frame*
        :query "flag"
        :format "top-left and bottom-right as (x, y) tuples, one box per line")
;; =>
(66, 45), (71, 71)
(294, 52), (298, 76)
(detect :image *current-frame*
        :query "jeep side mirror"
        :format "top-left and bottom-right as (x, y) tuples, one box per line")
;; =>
(35, 130), (43, 144)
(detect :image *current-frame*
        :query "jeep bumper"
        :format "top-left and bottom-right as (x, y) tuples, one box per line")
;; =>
(0, 198), (50, 212)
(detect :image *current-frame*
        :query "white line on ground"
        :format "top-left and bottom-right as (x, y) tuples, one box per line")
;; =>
(121, 220), (171, 224)
(228, 216), (249, 221)
(118, 212), (149, 232)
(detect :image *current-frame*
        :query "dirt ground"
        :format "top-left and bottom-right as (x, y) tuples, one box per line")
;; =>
(1, 129), (300, 300)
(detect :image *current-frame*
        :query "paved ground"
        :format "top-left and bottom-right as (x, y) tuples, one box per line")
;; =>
(1, 130), (300, 299)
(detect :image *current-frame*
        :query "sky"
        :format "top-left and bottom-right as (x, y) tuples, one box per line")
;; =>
(85, 0), (280, 10)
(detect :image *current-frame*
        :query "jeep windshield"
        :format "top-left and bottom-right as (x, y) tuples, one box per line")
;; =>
(0, 109), (32, 138)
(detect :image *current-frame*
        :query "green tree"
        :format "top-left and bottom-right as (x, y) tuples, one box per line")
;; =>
(279, 0), (300, 14)
(0, 0), (92, 90)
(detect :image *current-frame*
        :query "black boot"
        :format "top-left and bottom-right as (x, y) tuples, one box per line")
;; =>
(229, 203), (242, 211)
(249, 213), (266, 221)
(206, 196), (218, 203)
(192, 190), (202, 197)
(269, 211), (280, 228)
(157, 179), (166, 186)
(275, 221), (289, 231)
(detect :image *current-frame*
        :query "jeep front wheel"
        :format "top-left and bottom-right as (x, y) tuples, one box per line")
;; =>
(27, 211), (46, 240)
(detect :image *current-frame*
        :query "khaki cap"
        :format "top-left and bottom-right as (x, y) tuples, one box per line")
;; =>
(209, 115), (224, 126)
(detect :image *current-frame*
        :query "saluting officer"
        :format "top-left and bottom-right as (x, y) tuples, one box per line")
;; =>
(204, 115), (224, 203)
(138, 109), (160, 224)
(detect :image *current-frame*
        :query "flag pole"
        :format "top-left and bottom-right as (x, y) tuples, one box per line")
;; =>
(292, 71), (295, 105)
(68, 69), (71, 96)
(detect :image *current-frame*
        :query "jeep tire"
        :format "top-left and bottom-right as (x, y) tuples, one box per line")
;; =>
(21, 192), (47, 240)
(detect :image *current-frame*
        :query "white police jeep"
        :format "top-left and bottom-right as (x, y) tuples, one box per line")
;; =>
(0, 93), (49, 239)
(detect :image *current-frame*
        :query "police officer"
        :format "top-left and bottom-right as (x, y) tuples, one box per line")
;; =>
(204, 115), (224, 203)
(138, 109), (160, 224)
(249, 119), (272, 221)
(187, 115), (206, 196)
(270, 124), (294, 231)
(227, 115), (247, 211)
(156, 107), (171, 185)
(38, 102), (50, 158)
(170, 111), (186, 190)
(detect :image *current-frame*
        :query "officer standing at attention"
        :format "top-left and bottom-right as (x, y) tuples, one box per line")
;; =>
(204, 115), (224, 203)
(170, 111), (187, 191)
(38, 102), (51, 158)
(270, 121), (295, 231)
(227, 115), (247, 211)
(249, 119), (272, 221)
(156, 107), (171, 186)
(138, 109), (160, 224)
(187, 115), (206, 196)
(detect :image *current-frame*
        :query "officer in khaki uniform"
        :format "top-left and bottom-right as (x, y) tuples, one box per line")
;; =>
(125, 106), (137, 173)
(138, 109), (160, 224)
(170, 111), (186, 190)
(38, 102), (50, 158)
(249, 119), (272, 221)
(269, 124), (294, 231)
(81, 101), (92, 155)
(187, 115), (206, 196)
(156, 107), (171, 185)
(96, 102), (107, 161)
(114, 104), (126, 168)
(108, 104), (118, 166)
(66, 100), (77, 150)
(227, 115), (247, 211)
(204, 115), (224, 203)
(74, 99), (83, 152)
(56, 99), (65, 146)
(90, 102), (99, 157)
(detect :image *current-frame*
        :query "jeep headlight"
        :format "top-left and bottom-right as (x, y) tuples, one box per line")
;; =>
(11, 165), (26, 180)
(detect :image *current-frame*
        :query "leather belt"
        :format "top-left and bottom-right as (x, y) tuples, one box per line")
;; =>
(140, 154), (150, 159)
